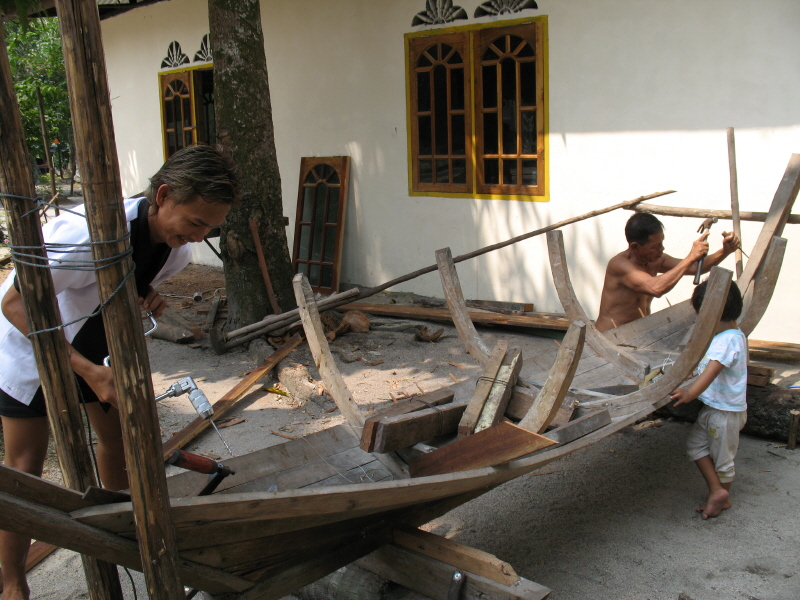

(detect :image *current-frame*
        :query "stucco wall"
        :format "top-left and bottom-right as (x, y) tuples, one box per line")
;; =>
(100, 0), (800, 343)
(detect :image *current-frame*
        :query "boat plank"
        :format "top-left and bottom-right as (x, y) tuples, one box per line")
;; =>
(361, 389), (454, 452)
(602, 300), (693, 347)
(544, 410), (611, 445)
(374, 403), (465, 453)
(459, 341), (507, 437)
(410, 423), (557, 478)
(475, 348), (523, 432)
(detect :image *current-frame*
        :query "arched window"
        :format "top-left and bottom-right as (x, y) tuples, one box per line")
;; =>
(159, 68), (215, 158)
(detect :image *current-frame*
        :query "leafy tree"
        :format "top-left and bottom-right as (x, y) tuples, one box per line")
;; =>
(3, 17), (71, 175)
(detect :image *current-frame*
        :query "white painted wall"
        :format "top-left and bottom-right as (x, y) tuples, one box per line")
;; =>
(101, 0), (800, 342)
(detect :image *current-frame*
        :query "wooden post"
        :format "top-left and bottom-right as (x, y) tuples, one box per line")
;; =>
(36, 86), (59, 216)
(0, 18), (122, 600)
(53, 0), (184, 597)
(727, 127), (743, 278)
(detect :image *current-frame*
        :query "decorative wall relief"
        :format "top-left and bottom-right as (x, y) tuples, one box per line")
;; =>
(194, 34), (212, 63)
(474, 0), (538, 18)
(411, 0), (468, 26)
(161, 41), (189, 69)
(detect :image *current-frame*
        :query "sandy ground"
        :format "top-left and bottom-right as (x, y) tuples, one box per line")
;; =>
(1, 252), (799, 599)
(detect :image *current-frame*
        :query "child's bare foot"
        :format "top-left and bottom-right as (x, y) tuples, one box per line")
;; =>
(700, 488), (730, 519)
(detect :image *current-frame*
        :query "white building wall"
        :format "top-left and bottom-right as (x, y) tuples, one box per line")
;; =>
(101, 0), (800, 343)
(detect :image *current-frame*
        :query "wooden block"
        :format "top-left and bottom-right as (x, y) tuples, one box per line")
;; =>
(360, 388), (454, 451)
(392, 526), (519, 586)
(475, 348), (523, 433)
(505, 386), (537, 421)
(459, 340), (507, 437)
(159, 305), (202, 339)
(747, 364), (774, 387)
(373, 403), (465, 453)
(357, 543), (551, 600)
(544, 410), (611, 445)
(410, 422), (557, 478)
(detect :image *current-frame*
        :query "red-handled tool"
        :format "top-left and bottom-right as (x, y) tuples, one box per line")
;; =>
(166, 449), (235, 496)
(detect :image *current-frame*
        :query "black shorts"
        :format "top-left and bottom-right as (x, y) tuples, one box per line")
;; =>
(0, 375), (110, 419)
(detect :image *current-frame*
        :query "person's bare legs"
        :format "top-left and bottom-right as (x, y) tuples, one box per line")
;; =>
(0, 416), (49, 600)
(694, 455), (732, 519)
(84, 403), (128, 491)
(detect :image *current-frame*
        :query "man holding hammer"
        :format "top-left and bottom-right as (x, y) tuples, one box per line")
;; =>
(595, 213), (739, 333)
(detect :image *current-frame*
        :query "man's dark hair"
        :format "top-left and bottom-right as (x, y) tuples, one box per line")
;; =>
(625, 213), (664, 245)
(691, 279), (743, 322)
(145, 145), (240, 213)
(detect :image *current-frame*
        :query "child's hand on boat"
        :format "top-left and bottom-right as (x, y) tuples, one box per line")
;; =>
(670, 387), (694, 406)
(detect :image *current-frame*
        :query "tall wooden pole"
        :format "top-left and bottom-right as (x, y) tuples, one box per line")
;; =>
(0, 19), (122, 600)
(35, 85), (59, 215)
(727, 127), (743, 278)
(53, 0), (185, 597)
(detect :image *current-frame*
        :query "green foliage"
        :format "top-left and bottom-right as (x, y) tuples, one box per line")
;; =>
(3, 16), (71, 173)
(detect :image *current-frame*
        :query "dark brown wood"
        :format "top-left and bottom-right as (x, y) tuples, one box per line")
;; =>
(748, 339), (800, 362)
(361, 388), (454, 452)
(410, 422), (557, 478)
(543, 410), (611, 445)
(54, 0), (183, 596)
(250, 218), (282, 314)
(747, 364), (775, 388)
(630, 203), (800, 224)
(162, 333), (302, 457)
(459, 341), (507, 437)
(0, 18), (123, 600)
(373, 403), (466, 454)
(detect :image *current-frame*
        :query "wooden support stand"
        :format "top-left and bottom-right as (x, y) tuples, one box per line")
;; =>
(0, 17), (123, 599)
(357, 530), (551, 600)
(54, 0), (184, 596)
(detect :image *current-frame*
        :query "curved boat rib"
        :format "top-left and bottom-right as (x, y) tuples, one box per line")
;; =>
(546, 229), (650, 382)
(293, 274), (408, 479)
(739, 236), (786, 337)
(436, 247), (492, 365)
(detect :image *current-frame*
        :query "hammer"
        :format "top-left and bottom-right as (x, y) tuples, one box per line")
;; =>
(694, 217), (717, 285)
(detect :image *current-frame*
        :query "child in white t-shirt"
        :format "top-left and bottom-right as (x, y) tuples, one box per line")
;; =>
(670, 279), (747, 520)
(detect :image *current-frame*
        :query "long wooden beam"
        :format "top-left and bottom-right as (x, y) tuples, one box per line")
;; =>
(0, 17), (123, 599)
(630, 203), (800, 224)
(54, 0), (184, 596)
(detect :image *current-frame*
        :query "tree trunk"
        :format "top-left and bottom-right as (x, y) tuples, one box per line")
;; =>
(208, 0), (296, 330)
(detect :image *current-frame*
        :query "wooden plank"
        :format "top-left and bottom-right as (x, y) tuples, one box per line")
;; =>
(547, 230), (649, 382)
(373, 403), (466, 453)
(519, 321), (585, 433)
(0, 490), (253, 595)
(466, 299), (534, 314)
(738, 236), (786, 336)
(459, 341), (508, 437)
(437, 246), (492, 364)
(475, 348), (523, 432)
(738, 153), (800, 291)
(337, 302), (570, 331)
(543, 410), (611, 445)
(631, 202), (800, 224)
(748, 339), (800, 362)
(162, 333), (302, 458)
(361, 388), (454, 452)
(603, 300), (695, 349)
(0, 463), (93, 513)
(747, 364), (774, 387)
(167, 424), (357, 497)
(392, 526), (519, 586)
(358, 543), (551, 600)
(727, 127), (744, 278)
(547, 396), (577, 429)
(410, 423), (557, 478)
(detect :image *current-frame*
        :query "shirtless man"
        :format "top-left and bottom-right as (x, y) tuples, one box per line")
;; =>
(595, 213), (739, 333)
